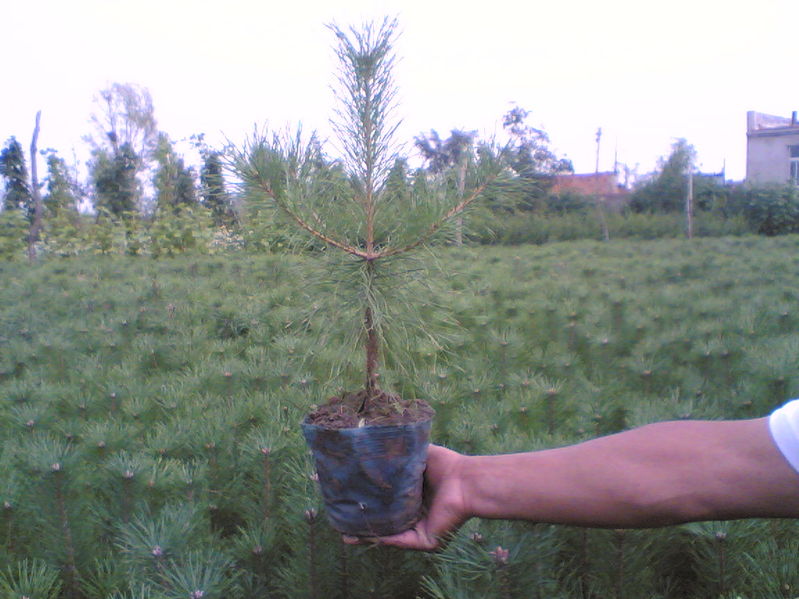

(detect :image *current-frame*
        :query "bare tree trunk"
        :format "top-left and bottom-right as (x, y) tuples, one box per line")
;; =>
(596, 196), (610, 242)
(28, 111), (43, 261)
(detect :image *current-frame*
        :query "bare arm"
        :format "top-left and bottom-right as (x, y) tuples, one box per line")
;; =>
(356, 417), (799, 550)
(464, 417), (799, 527)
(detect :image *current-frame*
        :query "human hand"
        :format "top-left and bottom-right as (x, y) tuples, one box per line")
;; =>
(343, 444), (468, 551)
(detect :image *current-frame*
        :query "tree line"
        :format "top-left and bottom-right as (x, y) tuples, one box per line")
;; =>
(1, 83), (798, 260)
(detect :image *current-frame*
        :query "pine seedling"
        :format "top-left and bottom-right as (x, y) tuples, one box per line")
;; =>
(9, 401), (51, 435)
(230, 18), (513, 418)
(79, 556), (130, 599)
(739, 522), (799, 597)
(675, 521), (756, 597)
(13, 434), (84, 593)
(103, 451), (154, 524)
(155, 549), (238, 599)
(239, 428), (289, 522)
(533, 377), (565, 436)
(80, 420), (135, 457)
(0, 457), (22, 558)
(554, 527), (598, 599)
(0, 559), (62, 599)
(116, 503), (205, 579)
(227, 520), (277, 582)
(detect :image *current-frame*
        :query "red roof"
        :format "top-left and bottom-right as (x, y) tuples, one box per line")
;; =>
(551, 172), (626, 196)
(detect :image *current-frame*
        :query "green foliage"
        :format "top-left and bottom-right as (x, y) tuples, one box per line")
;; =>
(153, 133), (197, 214)
(87, 83), (159, 217)
(2, 237), (799, 596)
(501, 105), (574, 178)
(87, 82), (158, 162)
(0, 136), (31, 216)
(91, 144), (139, 216)
(0, 209), (28, 260)
(231, 20), (514, 396)
(200, 151), (233, 227)
(0, 559), (62, 599)
(149, 206), (213, 257)
(630, 138), (697, 213)
(43, 151), (80, 217)
(729, 183), (799, 236)
(40, 211), (91, 257)
(468, 209), (749, 245)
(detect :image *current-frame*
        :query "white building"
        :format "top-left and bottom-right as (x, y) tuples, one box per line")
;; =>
(746, 111), (799, 185)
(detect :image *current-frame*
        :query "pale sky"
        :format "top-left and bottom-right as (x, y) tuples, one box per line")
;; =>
(2, 0), (798, 183)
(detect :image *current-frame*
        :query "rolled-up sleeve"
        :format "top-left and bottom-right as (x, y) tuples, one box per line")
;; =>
(769, 399), (799, 474)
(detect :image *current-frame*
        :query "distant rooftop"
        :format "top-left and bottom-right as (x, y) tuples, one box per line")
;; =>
(747, 110), (799, 136)
(551, 172), (626, 197)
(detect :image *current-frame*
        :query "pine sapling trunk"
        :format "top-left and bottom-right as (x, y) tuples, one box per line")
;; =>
(364, 305), (379, 402)
(305, 509), (319, 599)
(339, 542), (351, 599)
(3, 503), (14, 554)
(579, 529), (591, 599)
(362, 260), (380, 411)
(121, 474), (134, 524)
(53, 467), (79, 599)
(260, 447), (271, 521)
(490, 546), (512, 599)
(613, 529), (625, 599)
(715, 531), (727, 597)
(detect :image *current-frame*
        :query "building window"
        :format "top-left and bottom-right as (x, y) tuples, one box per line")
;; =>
(791, 145), (799, 185)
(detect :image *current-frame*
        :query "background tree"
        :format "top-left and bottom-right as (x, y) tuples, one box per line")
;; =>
(87, 83), (158, 160)
(42, 151), (80, 217)
(382, 157), (413, 205)
(630, 138), (696, 213)
(502, 106), (573, 177)
(200, 150), (233, 226)
(91, 143), (138, 216)
(415, 129), (477, 245)
(415, 129), (476, 176)
(152, 133), (196, 214)
(498, 106), (572, 211)
(0, 137), (31, 216)
(86, 83), (158, 215)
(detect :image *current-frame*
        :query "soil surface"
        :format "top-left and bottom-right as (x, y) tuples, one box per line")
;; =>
(304, 389), (434, 429)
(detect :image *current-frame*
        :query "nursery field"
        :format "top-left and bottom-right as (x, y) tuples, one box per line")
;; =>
(2, 235), (799, 598)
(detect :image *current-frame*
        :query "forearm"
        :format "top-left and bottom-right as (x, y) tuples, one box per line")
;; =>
(459, 418), (799, 528)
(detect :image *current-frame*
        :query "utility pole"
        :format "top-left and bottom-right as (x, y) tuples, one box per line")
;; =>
(595, 127), (602, 174)
(685, 168), (694, 239)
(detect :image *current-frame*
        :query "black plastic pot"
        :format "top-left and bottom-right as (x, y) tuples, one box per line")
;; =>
(301, 416), (433, 537)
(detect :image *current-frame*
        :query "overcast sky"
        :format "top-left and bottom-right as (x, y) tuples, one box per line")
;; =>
(2, 0), (797, 183)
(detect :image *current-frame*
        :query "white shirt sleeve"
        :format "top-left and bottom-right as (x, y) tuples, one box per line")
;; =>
(769, 399), (799, 474)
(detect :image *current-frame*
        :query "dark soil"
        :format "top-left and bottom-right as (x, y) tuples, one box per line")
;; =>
(304, 389), (434, 429)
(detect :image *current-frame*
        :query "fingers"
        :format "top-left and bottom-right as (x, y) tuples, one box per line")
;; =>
(341, 524), (439, 551)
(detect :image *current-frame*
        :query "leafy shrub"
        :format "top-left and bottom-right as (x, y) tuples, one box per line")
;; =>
(149, 206), (214, 257)
(729, 183), (799, 236)
(40, 211), (90, 257)
(0, 210), (28, 260)
(468, 209), (748, 245)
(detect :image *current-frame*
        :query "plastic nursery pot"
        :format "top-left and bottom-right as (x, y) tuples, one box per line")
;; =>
(301, 416), (433, 537)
